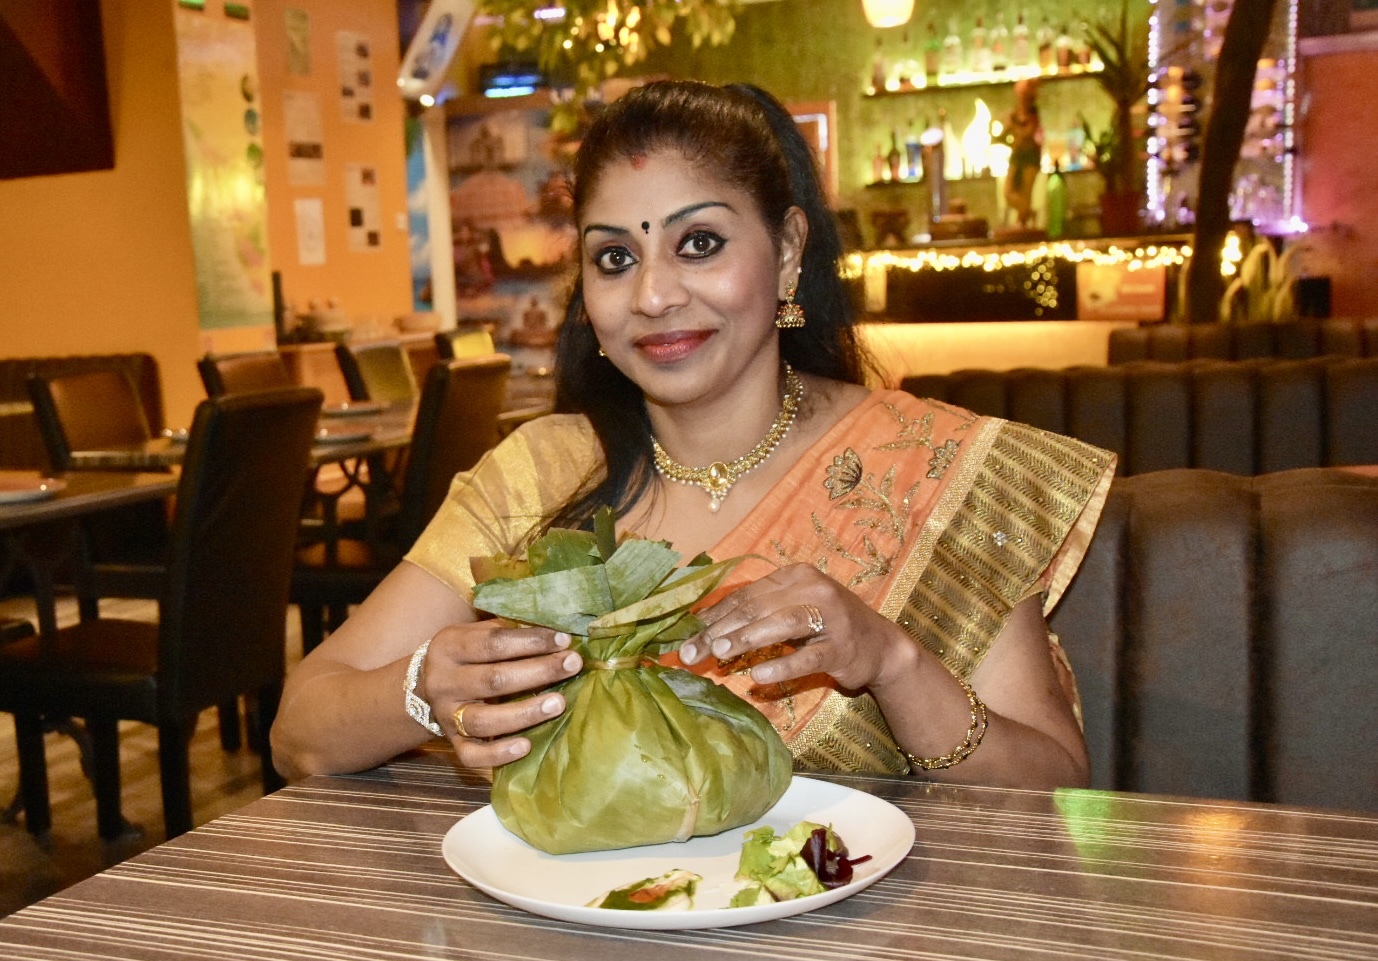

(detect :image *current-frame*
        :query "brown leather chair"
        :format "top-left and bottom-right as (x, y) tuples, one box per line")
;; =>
(335, 342), (418, 405)
(0, 387), (323, 841)
(27, 368), (153, 473)
(291, 355), (511, 653)
(197, 351), (294, 397)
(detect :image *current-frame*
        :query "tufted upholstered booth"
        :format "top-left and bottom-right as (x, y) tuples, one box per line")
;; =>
(1049, 468), (1378, 812)
(901, 356), (1378, 476)
(1107, 318), (1378, 365)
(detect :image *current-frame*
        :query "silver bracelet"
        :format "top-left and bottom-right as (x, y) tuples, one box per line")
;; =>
(403, 637), (443, 736)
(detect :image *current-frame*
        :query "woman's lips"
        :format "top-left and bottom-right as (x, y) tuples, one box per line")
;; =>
(634, 329), (713, 363)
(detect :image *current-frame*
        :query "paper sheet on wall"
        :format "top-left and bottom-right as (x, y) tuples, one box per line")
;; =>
(283, 90), (324, 186)
(345, 164), (381, 251)
(336, 31), (374, 122)
(294, 197), (326, 265)
(285, 7), (311, 76)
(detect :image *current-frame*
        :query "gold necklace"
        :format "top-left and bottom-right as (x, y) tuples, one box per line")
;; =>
(651, 364), (805, 513)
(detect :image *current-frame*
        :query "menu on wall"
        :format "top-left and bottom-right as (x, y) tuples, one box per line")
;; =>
(283, 89), (324, 186)
(173, 3), (274, 333)
(345, 164), (382, 252)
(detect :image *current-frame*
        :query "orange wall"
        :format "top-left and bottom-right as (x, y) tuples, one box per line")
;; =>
(254, 0), (412, 332)
(0, 0), (412, 428)
(1299, 36), (1378, 320)
(0, 0), (204, 427)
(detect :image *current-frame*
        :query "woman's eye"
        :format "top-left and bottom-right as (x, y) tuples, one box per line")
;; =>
(592, 246), (636, 273)
(679, 230), (724, 259)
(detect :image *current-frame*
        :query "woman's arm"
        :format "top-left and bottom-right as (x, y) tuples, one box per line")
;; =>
(680, 564), (1088, 790)
(270, 561), (582, 780)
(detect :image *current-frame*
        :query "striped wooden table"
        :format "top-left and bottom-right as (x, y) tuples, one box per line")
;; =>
(1, 747), (1375, 959)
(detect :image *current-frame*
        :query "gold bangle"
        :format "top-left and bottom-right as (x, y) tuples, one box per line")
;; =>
(904, 679), (988, 772)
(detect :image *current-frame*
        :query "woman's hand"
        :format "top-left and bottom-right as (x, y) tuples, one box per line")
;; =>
(422, 620), (583, 769)
(678, 563), (913, 692)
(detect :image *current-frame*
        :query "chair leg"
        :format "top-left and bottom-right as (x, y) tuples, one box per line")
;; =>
(157, 717), (197, 840)
(87, 716), (128, 842)
(14, 714), (51, 837)
(255, 682), (286, 794)
(217, 698), (242, 751)
(326, 603), (349, 633)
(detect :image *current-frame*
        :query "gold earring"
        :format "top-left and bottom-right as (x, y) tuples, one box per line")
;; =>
(775, 280), (805, 328)
(597, 346), (606, 357)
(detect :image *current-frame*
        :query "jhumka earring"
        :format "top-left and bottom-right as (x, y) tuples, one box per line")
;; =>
(775, 280), (805, 329)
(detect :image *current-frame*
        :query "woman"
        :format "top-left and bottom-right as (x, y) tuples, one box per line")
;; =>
(271, 81), (1113, 789)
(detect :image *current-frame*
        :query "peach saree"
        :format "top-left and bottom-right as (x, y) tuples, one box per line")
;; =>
(406, 391), (1115, 775)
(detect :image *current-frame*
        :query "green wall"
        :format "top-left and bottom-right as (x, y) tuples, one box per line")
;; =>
(641, 0), (1143, 243)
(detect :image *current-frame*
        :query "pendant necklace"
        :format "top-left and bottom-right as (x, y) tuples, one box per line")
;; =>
(651, 363), (805, 513)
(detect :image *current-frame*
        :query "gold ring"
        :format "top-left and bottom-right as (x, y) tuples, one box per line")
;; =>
(453, 703), (476, 739)
(801, 604), (825, 636)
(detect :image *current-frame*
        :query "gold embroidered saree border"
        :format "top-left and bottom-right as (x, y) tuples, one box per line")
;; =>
(889, 420), (1115, 680)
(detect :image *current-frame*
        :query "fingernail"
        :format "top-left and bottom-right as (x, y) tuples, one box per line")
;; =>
(680, 641), (698, 662)
(509, 740), (529, 757)
(554, 631), (571, 648)
(562, 652), (581, 672)
(752, 665), (775, 683)
(712, 638), (731, 658)
(541, 695), (562, 715)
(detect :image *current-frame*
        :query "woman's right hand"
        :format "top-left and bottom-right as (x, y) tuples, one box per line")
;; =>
(421, 621), (583, 769)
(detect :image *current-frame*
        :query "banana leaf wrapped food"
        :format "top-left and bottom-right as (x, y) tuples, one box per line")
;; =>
(471, 509), (793, 855)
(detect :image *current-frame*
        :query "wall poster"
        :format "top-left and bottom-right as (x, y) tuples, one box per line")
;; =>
(345, 163), (382, 252)
(283, 89), (324, 186)
(446, 106), (576, 376)
(336, 31), (374, 122)
(174, 3), (274, 332)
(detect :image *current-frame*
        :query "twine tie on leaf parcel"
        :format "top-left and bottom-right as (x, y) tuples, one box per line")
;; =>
(651, 363), (805, 513)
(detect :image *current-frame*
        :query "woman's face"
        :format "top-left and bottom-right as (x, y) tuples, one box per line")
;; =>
(578, 149), (805, 409)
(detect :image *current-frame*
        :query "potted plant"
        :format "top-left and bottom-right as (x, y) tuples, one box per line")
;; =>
(1080, 0), (1152, 235)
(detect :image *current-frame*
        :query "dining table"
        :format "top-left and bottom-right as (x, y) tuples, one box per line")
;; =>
(0, 470), (179, 636)
(0, 743), (1373, 959)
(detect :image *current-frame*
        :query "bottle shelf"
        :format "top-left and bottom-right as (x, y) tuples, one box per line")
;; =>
(864, 65), (1103, 99)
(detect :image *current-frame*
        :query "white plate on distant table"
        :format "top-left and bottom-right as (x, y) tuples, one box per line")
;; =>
(321, 401), (386, 417)
(441, 776), (914, 930)
(0, 473), (67, 504)
(314, 427), (373, 445)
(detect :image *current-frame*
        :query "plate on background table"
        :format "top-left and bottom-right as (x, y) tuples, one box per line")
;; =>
(0, 473), (67, 504)
(321, 400), (386, 417)
(442, 776), (914, 930)
(314, 427), (373, 445)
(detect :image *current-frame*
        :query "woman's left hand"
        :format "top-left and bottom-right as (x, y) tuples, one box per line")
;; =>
(678, 563), (912, 691)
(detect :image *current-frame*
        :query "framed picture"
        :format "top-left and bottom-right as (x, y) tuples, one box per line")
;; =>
(1353, 0), (1378, 31)
(787, 100), (839, 204)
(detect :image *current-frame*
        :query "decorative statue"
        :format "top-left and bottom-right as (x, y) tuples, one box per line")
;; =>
(1003, 78), (1043, 228)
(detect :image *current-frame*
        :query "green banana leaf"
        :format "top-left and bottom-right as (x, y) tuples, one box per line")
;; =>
(472, 508), (793, 854)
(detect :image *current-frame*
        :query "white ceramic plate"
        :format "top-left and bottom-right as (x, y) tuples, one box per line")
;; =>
(321, 400), (386, 417)
(314, 427), (373, 445)
(441, 776), (914, 930)
(0, 474), (66, 504)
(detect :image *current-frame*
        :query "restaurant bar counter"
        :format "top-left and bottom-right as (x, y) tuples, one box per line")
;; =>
(0, 747), (1374, 959)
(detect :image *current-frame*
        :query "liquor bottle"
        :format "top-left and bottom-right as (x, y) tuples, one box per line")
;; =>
(887, 130), (904, 182)
(905, 119), (923, 179)
(1036, 17), (1056, 73)
(940, 108), (964, 181)
(970, 15), (991, 77)
(1045, 161), (1067, 239)
(1011, 12), (1031, 70)
(870, 38), (887, 93)
(990, 12), (1010, 73)
(1055, 24), (1074, 73)
(923, 21), (942, 86)
(942, 17), (964, 79)
(872, 143), (887, 183)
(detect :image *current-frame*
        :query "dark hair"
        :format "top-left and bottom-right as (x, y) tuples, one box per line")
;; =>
(549, 80), (868, 532)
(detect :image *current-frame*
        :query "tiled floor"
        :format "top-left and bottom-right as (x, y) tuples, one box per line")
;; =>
(0, 593), (304, 918)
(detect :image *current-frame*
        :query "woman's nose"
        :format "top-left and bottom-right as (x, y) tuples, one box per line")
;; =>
(632, 255), (688, 317)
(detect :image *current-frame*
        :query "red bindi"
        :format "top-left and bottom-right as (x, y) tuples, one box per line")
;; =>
(630, 153), (646, 169)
